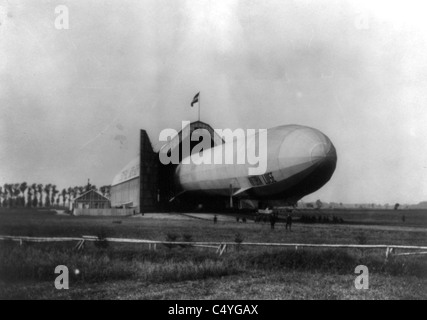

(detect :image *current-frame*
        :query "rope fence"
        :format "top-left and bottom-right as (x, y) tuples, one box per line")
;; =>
(1, 235), (427, 258)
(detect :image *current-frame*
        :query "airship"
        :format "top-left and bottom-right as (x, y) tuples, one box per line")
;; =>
(110, 121), (337, 212)
(173, 124), (337, 209)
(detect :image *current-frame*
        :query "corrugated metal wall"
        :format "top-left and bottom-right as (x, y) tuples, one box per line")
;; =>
(110, 177), (140, 209)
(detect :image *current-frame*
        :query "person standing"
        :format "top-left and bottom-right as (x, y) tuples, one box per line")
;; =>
(286, 214), (292, 231)
(270, 214), (276, 230)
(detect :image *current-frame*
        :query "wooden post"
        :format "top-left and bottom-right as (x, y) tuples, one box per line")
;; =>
(219, 244), (227, 256)
(74, 240), (82, 250)
(77, 240), (85, 251)
(385, 247), (394, 261)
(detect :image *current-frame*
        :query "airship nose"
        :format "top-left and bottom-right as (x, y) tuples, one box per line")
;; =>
(277, 126), (336, 168)
(310, 141), (329, 163)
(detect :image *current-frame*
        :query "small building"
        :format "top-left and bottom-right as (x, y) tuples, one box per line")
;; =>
(72, 189), (111, 209)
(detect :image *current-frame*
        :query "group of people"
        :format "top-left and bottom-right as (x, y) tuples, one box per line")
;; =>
(213, 213), (293, 231)
(213, 215), (248, 224)
(299, 214), (344, 224)
(254, 213), (293, 231)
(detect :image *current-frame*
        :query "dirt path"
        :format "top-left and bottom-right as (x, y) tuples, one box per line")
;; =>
(307, 223), (427, 233)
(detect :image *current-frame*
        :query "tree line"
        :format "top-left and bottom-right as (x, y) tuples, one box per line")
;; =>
(0, 182), (111, 208)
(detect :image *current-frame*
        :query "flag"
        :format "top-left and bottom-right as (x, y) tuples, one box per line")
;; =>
(191, 92), (200, 107)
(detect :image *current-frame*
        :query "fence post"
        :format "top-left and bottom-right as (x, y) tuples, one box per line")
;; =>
(385, 247), (394, 262)
(77, 240), (85, 251)
(74, 240), (81, 250)
(219, 244), (227, 256)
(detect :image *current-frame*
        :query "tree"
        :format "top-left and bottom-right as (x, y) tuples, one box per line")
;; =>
(6, 184), (13, 207)
(100, 186), (106, 197)
(44, 184), (51, 207)
(77, 186), (84, 196)
(61, 189), (67, 207)
(19, 182), (27, 207)
(394, 203), (400, 210)
(13, 184), (20, 207)
(0, 186), (3, 207)
(100, 185), (111, 198)
(316, 199), (323, 210)
(105, 185), (111, 198)
(29, 183), (37, 207)
(27, 185), (32, 208)
(67, 187), (73, 205)
(73, 186), (80, 198)
(51, 185), (59, 207)
(32, 184), (38, 207)
(37, 184), (43, 207)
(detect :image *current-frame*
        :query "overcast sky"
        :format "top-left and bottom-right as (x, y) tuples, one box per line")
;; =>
(1, 0), (426, 204)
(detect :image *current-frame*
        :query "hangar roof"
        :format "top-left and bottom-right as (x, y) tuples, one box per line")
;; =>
(111, 121), (223, 187)
(111, 156), (139, 186)
(159, 121), (224, 156)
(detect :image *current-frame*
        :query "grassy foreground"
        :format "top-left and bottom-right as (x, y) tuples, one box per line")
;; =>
(0, 208), (426, 299)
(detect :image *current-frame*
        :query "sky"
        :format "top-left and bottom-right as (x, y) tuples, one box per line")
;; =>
(0, 0), (427, 204)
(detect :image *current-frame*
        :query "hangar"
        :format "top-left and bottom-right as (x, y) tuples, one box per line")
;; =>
(110, 121), (224, 213)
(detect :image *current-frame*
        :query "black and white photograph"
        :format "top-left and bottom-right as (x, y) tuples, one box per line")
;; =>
(0, 0), (426, 302)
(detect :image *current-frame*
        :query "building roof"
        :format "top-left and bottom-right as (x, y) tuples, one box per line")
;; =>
(74, 189), (110, 201)
(111, 121), (223, 187)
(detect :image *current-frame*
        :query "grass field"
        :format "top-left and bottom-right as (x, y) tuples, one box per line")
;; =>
(0, 208), (426, 299)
